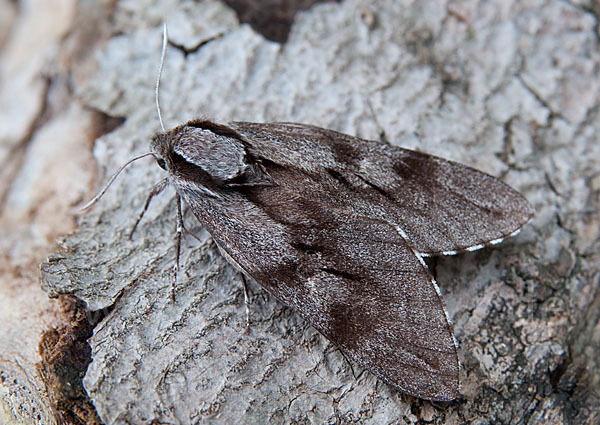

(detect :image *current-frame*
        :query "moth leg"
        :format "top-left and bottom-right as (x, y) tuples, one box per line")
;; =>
(171, 193), (183, 301)
(172, 203), (204, 244)
(182, 227), (204, 244)
(129, 177), (169, 239)
(336, 347), (357, 381)
(240, 274), (251, 333)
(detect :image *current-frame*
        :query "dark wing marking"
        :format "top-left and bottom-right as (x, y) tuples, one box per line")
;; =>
(177, 181), (459, 400)
(230, 121), (534, 256)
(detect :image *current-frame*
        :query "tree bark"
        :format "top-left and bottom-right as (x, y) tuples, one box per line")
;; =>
(2, 0), (599, 424)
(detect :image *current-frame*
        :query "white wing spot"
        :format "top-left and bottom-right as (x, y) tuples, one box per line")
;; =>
(442, 250), (457, 256)
(509, 228), (522, 238)
(466, 244), (485, 252)
(431, 278), (443, 297)
(432, 278), (457, 349)
(392, 223), (427, 267)
(392, 224), (410, 241)
(489, 237), (505, 245)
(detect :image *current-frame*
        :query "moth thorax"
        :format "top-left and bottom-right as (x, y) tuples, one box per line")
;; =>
(176, 127), (248, 182)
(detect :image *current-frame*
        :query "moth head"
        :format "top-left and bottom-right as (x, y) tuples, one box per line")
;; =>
(150, 131), (173, 168)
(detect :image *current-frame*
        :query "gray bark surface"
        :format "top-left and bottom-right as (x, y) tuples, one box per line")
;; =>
(3, 0), (598, 423)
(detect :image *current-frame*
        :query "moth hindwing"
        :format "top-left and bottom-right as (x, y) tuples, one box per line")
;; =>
(147, 119), (534, 401)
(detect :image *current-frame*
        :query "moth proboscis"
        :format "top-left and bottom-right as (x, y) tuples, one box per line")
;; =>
(84, 24), (534, 401)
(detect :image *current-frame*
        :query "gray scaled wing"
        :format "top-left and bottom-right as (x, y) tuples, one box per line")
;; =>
(181, 179), (459, 401)
(231, 122), (534, 256)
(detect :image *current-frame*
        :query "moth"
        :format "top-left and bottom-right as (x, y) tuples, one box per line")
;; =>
(86, 26), (534, 401)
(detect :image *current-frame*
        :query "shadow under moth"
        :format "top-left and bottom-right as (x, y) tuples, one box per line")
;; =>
(86, 26), (534, 401)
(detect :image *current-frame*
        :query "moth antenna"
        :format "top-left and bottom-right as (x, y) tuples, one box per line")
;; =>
(80, 152), (157, 211)
(155, 22), (168, 132)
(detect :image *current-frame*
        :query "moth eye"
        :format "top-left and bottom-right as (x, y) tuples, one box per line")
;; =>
(156, 158), (167, 170)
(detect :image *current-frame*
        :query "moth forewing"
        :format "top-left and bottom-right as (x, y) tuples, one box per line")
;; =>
(229, 122), (535, 256)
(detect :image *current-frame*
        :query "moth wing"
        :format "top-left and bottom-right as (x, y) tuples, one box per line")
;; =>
(190, 189), (459, 401)
(230, 122), (534, 256)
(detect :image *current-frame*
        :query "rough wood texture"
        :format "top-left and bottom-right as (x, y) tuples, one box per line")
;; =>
(2, 0), (599, 423)
(0, 0), (104, 423)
